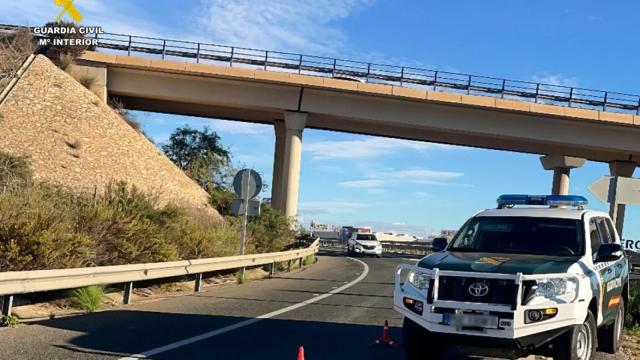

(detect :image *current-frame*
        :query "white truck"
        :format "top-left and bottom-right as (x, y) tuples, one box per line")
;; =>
(394, 195), (629, 360)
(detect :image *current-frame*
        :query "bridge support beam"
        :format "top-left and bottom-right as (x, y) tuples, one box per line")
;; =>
(540, 155), (585, 195)
(609, 161), (636, 235)
(280, 111), (307, 220)
(271, 121), (286, 211)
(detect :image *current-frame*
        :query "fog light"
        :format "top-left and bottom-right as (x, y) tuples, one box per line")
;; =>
(527, 310), (542, 322)
(525, 308), (557, 324)
(403, 297), (423, 315)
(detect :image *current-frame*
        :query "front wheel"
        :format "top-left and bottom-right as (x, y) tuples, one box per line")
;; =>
(552, 311), (597, 360)
(403, 318), (445, 360)
(599, 297), (625, 354)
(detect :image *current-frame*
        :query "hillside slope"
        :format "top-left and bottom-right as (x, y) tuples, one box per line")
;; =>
(0, 55), (222, 223)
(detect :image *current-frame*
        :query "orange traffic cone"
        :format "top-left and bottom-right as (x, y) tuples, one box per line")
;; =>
(370, 320), (398, 348)
(297, 346), (305, 360)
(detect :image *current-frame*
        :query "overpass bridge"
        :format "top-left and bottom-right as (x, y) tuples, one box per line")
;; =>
(12, 25), (639, 223)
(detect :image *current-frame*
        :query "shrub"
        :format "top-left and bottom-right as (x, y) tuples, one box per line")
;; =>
(0, 183), (94, 271)
(0, 150), (32, 192)
(303, 255), (315, 266)
(43, 22), (89, 68)
(70, 285), (104, 313)
(78, 75), (95, 90)
(0, 314), (20, 327)
(247, 206), (295, 253)
(84, 181), (178, 265)
(0, 28), (35, 91)
(626, 286), (640, 328)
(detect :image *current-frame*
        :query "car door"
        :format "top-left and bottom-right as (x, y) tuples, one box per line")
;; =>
(592, 217), (623, 323)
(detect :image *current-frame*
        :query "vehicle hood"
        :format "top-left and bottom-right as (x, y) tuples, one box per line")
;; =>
(355, 240), (380, 247)
(417, 251), (577, 275)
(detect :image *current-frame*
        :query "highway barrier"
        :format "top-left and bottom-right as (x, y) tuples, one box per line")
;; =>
(0, 239), (319, 317)
(320, 239), (432, 256)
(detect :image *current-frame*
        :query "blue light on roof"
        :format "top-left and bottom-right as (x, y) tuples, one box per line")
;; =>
(496, 194), (588, 208)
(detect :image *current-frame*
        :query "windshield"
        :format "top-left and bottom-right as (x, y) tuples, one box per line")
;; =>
(449, 216), (583, 256)
(356, 234), (377, 241)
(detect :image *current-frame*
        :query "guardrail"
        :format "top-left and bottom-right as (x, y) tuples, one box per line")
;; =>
(320, 238), (432, 255)
(1, 23), (639, 115)
(0, 239), (319, 317)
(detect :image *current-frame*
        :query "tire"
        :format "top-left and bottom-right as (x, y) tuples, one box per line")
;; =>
(552, 311), (597, 360)
(599, 297), (625, 354)
(347, 245), (352, 256)
(402, 317), (445, 360)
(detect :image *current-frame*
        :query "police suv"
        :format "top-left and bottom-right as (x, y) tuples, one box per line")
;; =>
(394, 195), (629, 360)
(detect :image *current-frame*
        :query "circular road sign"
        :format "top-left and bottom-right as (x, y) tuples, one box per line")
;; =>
(233, 169), (262, 199)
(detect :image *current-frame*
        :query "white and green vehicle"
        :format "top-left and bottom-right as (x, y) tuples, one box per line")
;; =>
(394, 195), (629, 360)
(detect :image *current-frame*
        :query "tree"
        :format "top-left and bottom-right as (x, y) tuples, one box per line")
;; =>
(163, 126), (230, 171)
(163, 126), (234, 214)
(42, 21), (89, 68)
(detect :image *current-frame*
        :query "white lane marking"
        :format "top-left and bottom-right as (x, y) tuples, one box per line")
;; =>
(119, 257), (369, 359)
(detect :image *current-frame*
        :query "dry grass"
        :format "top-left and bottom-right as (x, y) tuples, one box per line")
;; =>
(78, 75), (96, 90)
(0, 28), (35, 92)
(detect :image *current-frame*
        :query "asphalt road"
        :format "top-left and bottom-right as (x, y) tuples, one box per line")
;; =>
(0, 250), (625, 359)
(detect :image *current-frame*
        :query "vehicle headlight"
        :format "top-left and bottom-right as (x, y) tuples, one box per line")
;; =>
(535, 278), (578, 299)
(407, 271), (430, 290)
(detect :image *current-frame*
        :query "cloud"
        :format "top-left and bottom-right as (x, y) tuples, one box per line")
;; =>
(298, 199), (368, 215)
(337, 167), (467, 191)
(531, 72), (579, 88)
(207, 120), (271, 135)
(338, 179), (386, 188)
(196, 0), (375, 54)
(305, 137), (451, 160)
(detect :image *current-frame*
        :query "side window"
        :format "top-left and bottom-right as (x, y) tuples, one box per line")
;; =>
(596, 218), (612, 244)
(605, 218), (618, 243)
(589, 218), (602, 255)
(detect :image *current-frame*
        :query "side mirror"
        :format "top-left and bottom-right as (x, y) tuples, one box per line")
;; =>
(431, 237), (448, 252)
(596, 243), (624, 263)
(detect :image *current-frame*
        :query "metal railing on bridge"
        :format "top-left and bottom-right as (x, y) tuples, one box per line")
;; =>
(2, 24), (639, 115)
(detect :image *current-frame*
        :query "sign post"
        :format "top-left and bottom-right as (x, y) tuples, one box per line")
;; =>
(232, 169), (263, 281)
(588, 176), (640, 236)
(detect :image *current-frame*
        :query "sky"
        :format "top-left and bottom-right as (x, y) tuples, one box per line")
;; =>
(3, 0), (640, 238)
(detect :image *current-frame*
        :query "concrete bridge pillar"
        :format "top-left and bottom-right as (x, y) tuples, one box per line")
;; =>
(540, 155), (585, 195)
(609, 161), (636, 235)
(280, 111), (307, 220)
(270, 121), (286, 210)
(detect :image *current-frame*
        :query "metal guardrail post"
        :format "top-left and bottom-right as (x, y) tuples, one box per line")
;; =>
(298, 257), (303, 268)
(603, 92), (608, 111)
(288, 259), (293, 272)
(162, 40), (166, 59)
(433, 71), (438, 91)
(1, 295), (13, 317)
(269, 262), (275, 278)
(535, 83), (540, 103)
(298, 55), (303, 74)
(637, 97), (640, 115)
(501, 79), (506, 99)
(196, 43), (200, 63)
(127, 35), (132, 56)
(399, 66), (404, 86)
(230, 47), (234, 67)
(568, 88), (573, 107)
(332, 59), (337, 77)
(123, 282), (133, 304)
(366, 63), (371, 82)
(194, 273), (203, 293)
(467, 75), (472, 95)
(264, 51), (268, 70)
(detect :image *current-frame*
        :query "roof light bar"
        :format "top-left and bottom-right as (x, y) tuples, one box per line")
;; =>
(496, 194), (588, 209)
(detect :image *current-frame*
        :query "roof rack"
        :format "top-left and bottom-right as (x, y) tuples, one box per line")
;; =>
(496, 194), (588, 209)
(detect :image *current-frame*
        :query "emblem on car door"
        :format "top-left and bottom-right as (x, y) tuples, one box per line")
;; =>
(468, 282), (489, 297)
